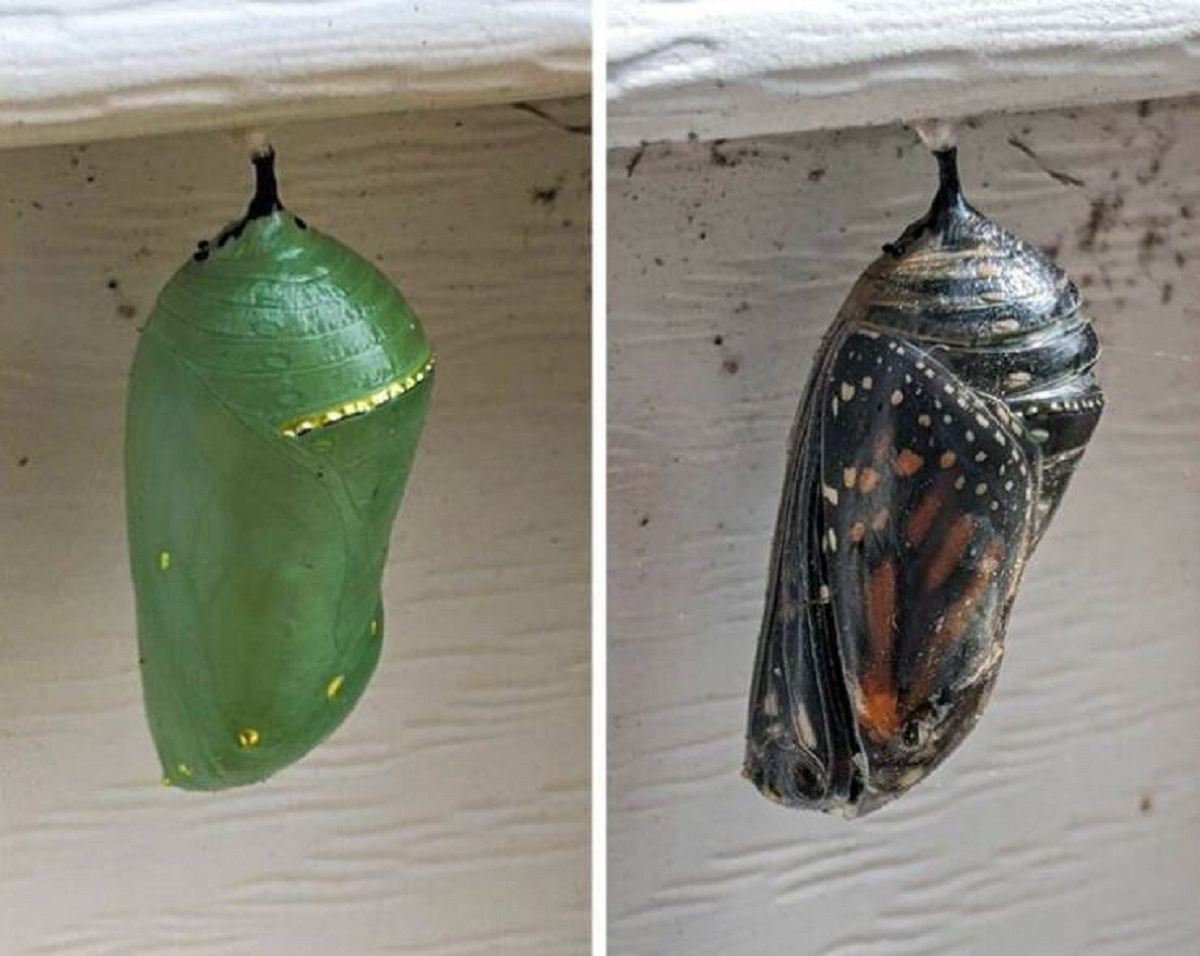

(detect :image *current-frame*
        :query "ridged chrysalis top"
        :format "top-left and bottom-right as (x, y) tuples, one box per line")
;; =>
(126, 149), (434, 790)
(745, 146), (1103, 818)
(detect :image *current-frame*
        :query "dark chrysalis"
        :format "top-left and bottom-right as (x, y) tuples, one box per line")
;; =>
(744, 142), (1103, 818)
(126, 148), (434, 790)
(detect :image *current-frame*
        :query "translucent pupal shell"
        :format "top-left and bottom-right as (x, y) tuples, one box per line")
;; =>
(126, 152), (433, 790)
(745, 148), (1103, 817)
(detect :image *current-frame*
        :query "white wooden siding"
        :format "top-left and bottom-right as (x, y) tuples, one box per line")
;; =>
(609, 1), (1200, 146)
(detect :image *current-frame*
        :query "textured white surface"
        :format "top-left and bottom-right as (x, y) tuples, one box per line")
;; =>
(609, 97), (1200, 954)
(0, 0), (590, 150)
(609, 0), (1200, 146)
(0, 97), (589, 954)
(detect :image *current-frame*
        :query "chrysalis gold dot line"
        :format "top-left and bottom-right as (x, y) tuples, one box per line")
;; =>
(238, 728), (260, 748)
(280, 354), (436, 438)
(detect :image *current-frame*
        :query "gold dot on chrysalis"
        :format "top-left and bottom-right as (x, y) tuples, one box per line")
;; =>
(238, 728), (260, 749)
(370, 619), (379, 636)
(158, 550), (171, 571)
(177, 763), (192, 777)
(326, 674), (345, 699)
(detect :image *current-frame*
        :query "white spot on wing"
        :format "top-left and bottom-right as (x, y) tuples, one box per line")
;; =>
(795, 704), (817, 747)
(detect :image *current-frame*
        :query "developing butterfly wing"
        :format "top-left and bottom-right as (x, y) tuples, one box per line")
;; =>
(127, 284), (432, 791)
(745, 359), (856, 809)
(817, 327), (1037, 816)
(127, 339), (372, 788)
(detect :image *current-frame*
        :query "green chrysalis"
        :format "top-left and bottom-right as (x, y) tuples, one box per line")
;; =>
(126, 149), (434, 790)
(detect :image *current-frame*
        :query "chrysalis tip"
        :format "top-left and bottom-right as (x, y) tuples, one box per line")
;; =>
(933, 147), (961, 202)
(245, 146), (283, 220)
(880, 136), (965, 258)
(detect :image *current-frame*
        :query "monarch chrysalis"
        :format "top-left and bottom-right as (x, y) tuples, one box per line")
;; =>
(126, 148), (434, 790)
(745, 143), (1103, 817)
